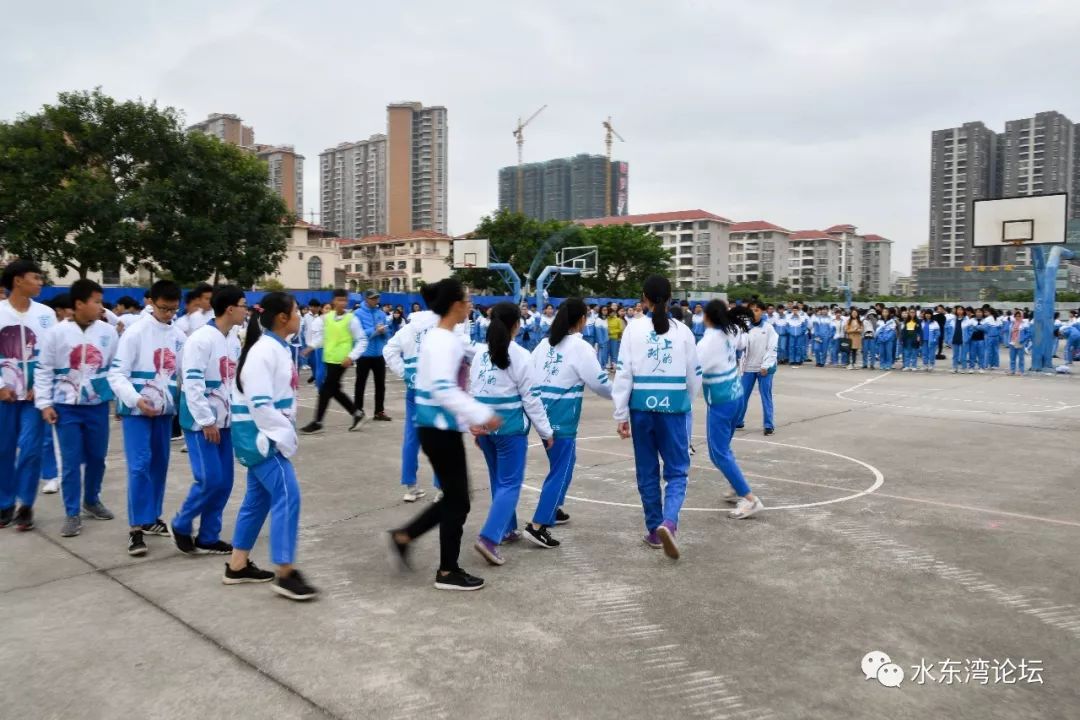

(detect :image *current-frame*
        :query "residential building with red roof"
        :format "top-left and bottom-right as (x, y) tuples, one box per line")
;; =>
(578, 210), (734, 290)
(728, 221), (793, 285)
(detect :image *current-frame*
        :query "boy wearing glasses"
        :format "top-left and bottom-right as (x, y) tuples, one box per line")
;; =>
(108, 280), (187, 556)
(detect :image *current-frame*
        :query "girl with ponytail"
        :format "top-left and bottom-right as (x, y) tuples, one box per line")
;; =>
(524, 298), (613, 549)
(698, 299), (764, 519)
(225, 292), (319, 601)
(466, 302), (553, 566)
(611, 275), (701, 560)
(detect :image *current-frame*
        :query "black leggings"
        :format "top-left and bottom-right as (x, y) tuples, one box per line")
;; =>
(401, 428), (471, 572)
(315, 362), (356, 422)
(354, 356), (386, 413)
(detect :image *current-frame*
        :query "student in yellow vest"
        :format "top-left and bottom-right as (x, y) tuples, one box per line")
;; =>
(300, 289), (367, 434)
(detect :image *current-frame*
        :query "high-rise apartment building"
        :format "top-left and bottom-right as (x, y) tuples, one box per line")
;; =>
(320, 102), (447, 239)
(319, 135), (387, 239)
(187, 113), (306, 216)
(387, 102), (448, 235)
(498, 155), (628, 221)
(929, 110), (1079, 271)
(186, 113), (255, 149)
(910, 243), (930, 271)
(255, 145), (304, 215)
(860, 234), (893, 296)
(928, 121), (999, 268)
(786, 231), (842, 293)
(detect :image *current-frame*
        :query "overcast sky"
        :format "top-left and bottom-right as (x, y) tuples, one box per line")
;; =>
(4, 0), (1080, 273)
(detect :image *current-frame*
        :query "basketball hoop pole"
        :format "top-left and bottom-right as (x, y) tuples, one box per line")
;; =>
(534, 265), (582, 310)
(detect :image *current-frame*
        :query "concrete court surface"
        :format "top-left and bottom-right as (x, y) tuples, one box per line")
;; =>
(2, 360), (1079, 720)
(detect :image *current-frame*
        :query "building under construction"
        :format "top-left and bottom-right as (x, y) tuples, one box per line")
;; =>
(497, 154), (628, 221)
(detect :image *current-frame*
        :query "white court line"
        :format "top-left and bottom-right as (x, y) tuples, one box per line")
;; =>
(526, 436), (1080, 529)
(835, 372), (1080, 415)
(522, 436), (885, 512)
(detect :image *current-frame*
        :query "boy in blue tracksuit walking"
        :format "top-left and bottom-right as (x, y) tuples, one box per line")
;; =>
(108, 280), (188, 556)
(34, 279), (118, 537)
(170, 286), (246, 555)
(0, 259), (56, 531)
(613, 276), (700, 561)
(469, 302), (554, 567)
(525, 298), (613, 549)
(354, 289), (391, 421)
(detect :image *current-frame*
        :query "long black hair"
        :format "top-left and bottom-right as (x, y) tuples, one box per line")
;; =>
(703, 299), (748, 334)
(550, 298), (586, 347)
(642, 275), (672, 335)
(430, 278), (465, 317)
(236, 292), (295, 394)
(486, 301), (520, 370)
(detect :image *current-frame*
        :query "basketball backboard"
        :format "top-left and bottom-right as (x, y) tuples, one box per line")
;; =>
(555, 245), (599, 277)
(972, 193), (1067, 247)
(452, 238), (490, 269)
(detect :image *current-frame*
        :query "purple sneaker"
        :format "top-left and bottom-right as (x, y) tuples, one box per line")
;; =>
(642, 531), (662, 549)
(656, 520), (679, 559)
(502, 530), (522, 544)
(474, 536), (506, 566)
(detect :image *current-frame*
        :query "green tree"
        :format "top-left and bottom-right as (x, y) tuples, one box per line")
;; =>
(576, 223), (672, 297)
(140, 132), (289, 286)
(0, 88), (184, 279)
(452, 210), (575, 294)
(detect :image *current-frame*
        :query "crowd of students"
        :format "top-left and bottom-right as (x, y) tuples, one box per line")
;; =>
(9, 254), (1079, 601)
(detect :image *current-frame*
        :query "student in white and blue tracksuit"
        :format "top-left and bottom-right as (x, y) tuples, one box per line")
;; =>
(594, 307), (610, 369)
(698, 300), (764, 520)
(525, 298), (613, 549)
(811, 309), (833, 367)
(876, 309), (897, 370)
(0, 259), (56, 531)
(613, 276), (701, 561)
(224, 293), (318, 601)
(171, 286), (246, 555)
(919, 310), (941, 371)
(389, 279), (502, 592)
(470, 302), (554, 566)
(734, 302), (778, 434)
(383, 284), (447, 501)
(34, 279), (118, 536)
(1006, 310), (1032, 375)
(108, 280), (187, 556)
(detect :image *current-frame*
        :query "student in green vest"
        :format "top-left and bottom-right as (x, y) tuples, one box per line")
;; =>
(300, 289), (367, 434)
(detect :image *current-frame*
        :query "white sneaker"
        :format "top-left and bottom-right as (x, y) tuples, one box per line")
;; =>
(403, 487), (426, 503)
(722, 488), (739, 505)
(729, 497), (765, 519)
(42, 479), (60, 494)
(977, 369), (984, 374)
(434, 491), (444, 502)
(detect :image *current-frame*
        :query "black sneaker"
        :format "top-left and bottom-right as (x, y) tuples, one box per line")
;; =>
(764, 428), (775, 436)
(387, 530), (412, 572)
(171, 525), (206, 556)
(554, 508), (570, 525)
(13, 505), (33, 531)
(524, 524), (560, 549)
(373, 412), (392, 422)
(271, 569), (319, 601)
(348, 412), (365, 432)
(194, 539), (233, 555)
(222, 560), (274, 584)
(300, 421), (324, 434)
(128, 530), (147, 556)
(141, 518), (170, 536)
(0, 505), (15, 528)
(306, 375), (315, 385)
(434, 568), (485, 591)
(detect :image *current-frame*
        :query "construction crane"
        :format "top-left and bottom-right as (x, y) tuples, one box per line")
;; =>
(602, 116), (625, 217)
(512, 105), (547, 213)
